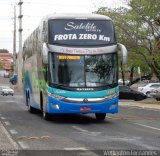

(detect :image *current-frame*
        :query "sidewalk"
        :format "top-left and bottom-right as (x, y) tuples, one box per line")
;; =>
(119, 99), (160, 110)
(0, 122), (19, 150)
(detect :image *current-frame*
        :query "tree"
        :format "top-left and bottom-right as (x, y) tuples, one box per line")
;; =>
(96, 0), (160, 80)
(0, 62), (3, 70)
(0, 49), (9, 53)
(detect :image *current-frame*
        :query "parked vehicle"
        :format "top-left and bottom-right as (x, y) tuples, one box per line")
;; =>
(0, 86), (14, 96)
(0, 70), (9, 77)
(138, 83), (160, 97)
(154, 94), (160, 101)
(118, 78), (130, 84)
(0, 86), (5, 94)
(9, 74), (17, 85)
(129, 75), (151, 85)
(119, 85), (147, 101)
(150, 87), (160, 101)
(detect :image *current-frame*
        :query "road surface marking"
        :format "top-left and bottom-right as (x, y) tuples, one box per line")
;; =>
(1, 117), (6, 120)
(134, 123), (160, 131)
(72, 126), (101, 136)
(64, 147), (87, 150)
(4, 121), (11, 126)
(106, 116), (113, 119)
(72, 126), (89, 133)
(10, 129), (18, 134)
(0, 101), (15, 103)
(18, 141), (29, 149)
(64, 147), (99, 156)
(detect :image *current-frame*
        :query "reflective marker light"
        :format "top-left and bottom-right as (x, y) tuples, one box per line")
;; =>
(52, 104), (60, 109)
(109, 103), (117, 110)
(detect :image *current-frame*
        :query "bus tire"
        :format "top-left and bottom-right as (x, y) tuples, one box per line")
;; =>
(95, 113), (106, 121)
(40, 91), (43, 112)
(25, 91), (29, 106)
(27, 98), (35, 113)
(43, 111), (51, 121)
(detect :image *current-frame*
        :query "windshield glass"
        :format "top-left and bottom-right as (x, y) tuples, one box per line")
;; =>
(49, 53), (117, 87)
(48, 19), (115, 46)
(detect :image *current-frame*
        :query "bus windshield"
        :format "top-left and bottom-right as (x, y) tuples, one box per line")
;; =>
(48, 19), (115, 46)
(49, 53), (117, 87)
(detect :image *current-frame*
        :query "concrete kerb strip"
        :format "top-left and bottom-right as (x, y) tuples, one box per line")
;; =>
(0, 121), (19, 150)
(119, 101), (160, 110)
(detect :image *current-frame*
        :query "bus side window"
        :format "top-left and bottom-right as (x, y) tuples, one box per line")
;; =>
(42, 21), (47, 42)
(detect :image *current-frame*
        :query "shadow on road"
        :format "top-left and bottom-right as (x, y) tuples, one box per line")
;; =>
(33, 111), (112, 125)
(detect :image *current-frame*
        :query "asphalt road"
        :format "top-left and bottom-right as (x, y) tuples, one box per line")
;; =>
(0, 92), (160, 156)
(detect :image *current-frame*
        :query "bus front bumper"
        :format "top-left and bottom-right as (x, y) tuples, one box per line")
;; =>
(46, 96), (119, 114)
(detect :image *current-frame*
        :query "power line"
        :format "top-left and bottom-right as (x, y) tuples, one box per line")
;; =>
(24, 1), (88, 7)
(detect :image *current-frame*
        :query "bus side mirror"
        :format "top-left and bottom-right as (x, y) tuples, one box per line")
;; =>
(42, 43), (48, 64)
(118, 43), (127, 64)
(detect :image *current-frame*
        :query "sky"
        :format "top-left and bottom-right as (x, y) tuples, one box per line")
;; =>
(0, 0), (129, 53)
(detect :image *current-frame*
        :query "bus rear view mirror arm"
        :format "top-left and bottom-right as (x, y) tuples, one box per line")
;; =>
(118, 43), (128, 64)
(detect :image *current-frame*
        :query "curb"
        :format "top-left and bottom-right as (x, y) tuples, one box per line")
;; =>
(0, 122), (19, 150)
(119, 101), (160, 110)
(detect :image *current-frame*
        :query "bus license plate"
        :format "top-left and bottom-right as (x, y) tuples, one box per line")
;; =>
(80, 107), (91, 111)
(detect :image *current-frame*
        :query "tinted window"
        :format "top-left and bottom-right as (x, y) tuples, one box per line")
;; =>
(48, 19), (115, 46)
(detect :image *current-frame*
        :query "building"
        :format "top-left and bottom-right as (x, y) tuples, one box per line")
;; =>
(0, 52), (13, 77)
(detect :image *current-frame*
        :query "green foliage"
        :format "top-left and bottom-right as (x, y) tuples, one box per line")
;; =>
(96, 0), (160, 80)
(0, 62), (3, 70)
(0, 49), (9, 53)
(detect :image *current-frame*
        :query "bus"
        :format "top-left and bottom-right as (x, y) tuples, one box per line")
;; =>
(23, 14), (127, 121)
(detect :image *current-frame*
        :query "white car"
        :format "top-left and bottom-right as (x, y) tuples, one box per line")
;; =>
(138, 83), (160, 97)
(0, 86), (7, 94)
(118, 78), (130, 84)
(150, 86), (160, 101)
(0, 86), (14, 96)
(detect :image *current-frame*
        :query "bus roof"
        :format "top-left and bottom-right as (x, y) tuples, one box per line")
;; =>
(42, 13), (112, 21)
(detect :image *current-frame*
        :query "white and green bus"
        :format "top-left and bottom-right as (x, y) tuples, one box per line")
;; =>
(23, 14), (127, 120)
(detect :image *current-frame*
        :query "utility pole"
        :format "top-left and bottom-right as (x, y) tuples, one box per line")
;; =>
(17, 0), (23, 91)
(13, 5), (16, 75)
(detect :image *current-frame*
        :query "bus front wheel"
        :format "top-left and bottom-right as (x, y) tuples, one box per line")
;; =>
(43, 111), (51, 121)
(95, 113), (106, 121)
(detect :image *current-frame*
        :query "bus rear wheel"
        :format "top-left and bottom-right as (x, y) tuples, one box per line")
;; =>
(95, 113), (106, 121)
(27, 98), (36, 113)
